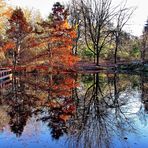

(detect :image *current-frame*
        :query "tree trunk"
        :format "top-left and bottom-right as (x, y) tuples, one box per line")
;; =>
(96, 51), (100, 66)
(114, 46), (117, 64)
(13, 51), (17, 72)
(94, 54), (96, 63)
(114, 35), (119, 64)
(48, 43), (52, 73)
(141, 47), (145, 63)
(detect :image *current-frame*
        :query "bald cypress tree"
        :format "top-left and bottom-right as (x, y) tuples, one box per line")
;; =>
(6, 8), (32, 68)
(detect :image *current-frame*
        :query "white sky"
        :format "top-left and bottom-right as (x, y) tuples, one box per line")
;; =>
(5, 0), (148, 37)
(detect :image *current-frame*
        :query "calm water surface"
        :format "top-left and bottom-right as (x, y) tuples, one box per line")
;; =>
(0, 72), (148, 148)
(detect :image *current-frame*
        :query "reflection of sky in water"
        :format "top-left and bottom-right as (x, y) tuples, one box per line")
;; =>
(111, 90), (148, 148)
(0, 73), (147, 148)
(0, 116), (67, 148)
(121, 90), (142, 114)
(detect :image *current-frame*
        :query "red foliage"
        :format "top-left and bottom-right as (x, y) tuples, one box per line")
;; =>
(3, 42), (15, 51)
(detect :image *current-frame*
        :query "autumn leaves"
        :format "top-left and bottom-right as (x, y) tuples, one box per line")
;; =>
(1, 1), (79, 71)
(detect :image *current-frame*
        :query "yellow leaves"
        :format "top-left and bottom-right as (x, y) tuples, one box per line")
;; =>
(62, 21), (70, 29)
(0, 0), (12, 35)
(0, 0), (12, 18)
(0, 47), (5, 61)
(0, 10), (11, 18)
(75, 23), (79, 30)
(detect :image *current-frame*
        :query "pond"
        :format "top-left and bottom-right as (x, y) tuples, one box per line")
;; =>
(0, 72), (148, 148)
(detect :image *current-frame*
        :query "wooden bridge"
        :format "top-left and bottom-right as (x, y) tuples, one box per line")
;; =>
(0, 68), (12, 89)
(0, 68), (11, 79)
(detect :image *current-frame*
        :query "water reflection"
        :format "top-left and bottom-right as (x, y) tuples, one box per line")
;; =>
(39, 73), (77, 140)
(0, 75), (41, 137)
(68, 73), (141, 148)
(0, 71), (147, 148)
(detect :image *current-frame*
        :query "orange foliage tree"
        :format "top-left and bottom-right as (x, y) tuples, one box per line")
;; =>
(39, 2), (79, 71)
(6, 8), (32, 68)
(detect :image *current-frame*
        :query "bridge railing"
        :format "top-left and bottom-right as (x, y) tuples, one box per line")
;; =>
(0, 69), (12, 80)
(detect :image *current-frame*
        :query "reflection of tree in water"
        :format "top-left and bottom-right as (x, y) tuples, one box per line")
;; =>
(46, 107), (68, 140)
(34, 72), (144, 147)
(141, 73), (148, 112)
(67, 73), (140, 148)
(46, 98), (76, 140)
(39, 73), (77, 140)
(0, 71), (145, 147)
(1, 75), (40, 137)
(0, 106), (10, 131)
(0, 72), (77, 139)
(136, 73), (148, 126)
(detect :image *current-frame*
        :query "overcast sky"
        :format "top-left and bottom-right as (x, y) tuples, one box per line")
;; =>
(5, 0), (148, 36)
